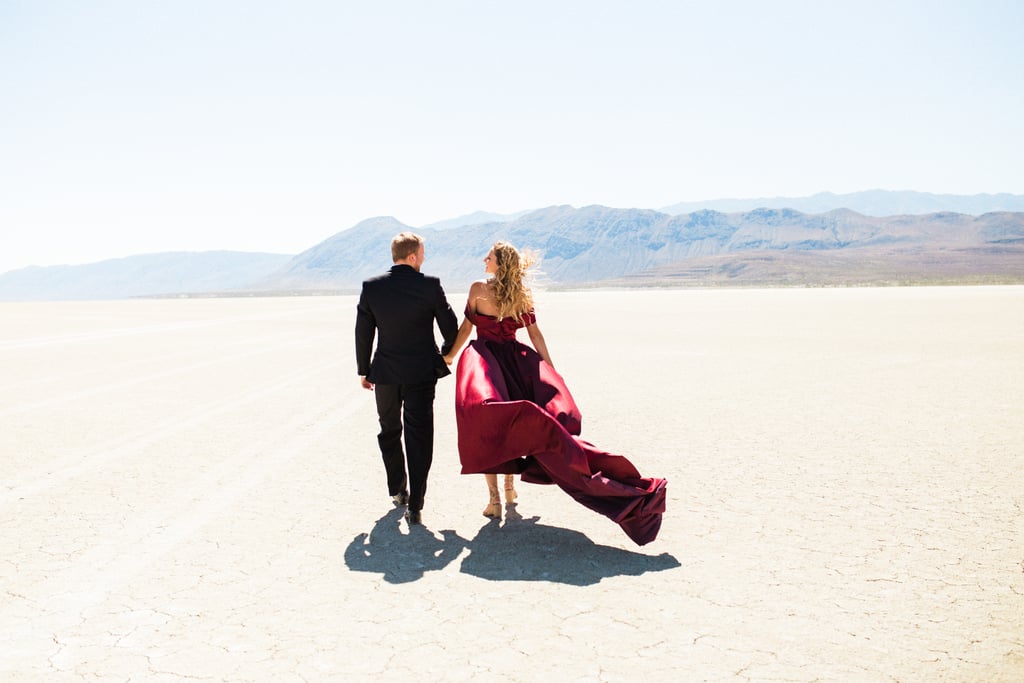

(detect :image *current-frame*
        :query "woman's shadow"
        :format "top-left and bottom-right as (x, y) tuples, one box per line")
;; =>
(344, 504), (679, 586)
(459, 503), (680, 585)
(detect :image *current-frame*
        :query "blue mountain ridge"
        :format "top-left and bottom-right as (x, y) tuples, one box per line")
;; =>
(3, 193), (1024, 301)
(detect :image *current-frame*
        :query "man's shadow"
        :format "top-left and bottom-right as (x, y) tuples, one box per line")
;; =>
(343, 507), (468, 584)
(344, 504), (679, 586)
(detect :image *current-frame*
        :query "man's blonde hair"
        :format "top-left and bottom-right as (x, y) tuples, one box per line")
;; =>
(391, 232), (424, 262)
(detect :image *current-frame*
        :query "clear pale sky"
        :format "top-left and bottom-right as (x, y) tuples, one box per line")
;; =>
(2, 1), (1022, 273)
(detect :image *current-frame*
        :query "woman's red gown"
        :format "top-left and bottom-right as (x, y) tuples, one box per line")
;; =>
(453, 307), (666, 545)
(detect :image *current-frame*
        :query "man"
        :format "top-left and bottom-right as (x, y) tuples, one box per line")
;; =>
(355, 232), (459, 525)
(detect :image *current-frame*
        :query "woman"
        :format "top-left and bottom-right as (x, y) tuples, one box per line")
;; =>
(443, 241), (666, 545)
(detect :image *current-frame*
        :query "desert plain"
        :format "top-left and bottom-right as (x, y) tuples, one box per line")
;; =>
(1, 286), (1022, 682)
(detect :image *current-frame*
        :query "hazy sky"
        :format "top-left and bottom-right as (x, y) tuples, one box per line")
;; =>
(2, 1), (1022, 273)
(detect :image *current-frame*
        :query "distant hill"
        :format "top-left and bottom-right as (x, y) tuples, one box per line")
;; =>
(420, 209), (533, 231)
(252, 216), (408, 292)
(661, 190), (1024, 217)
(0, 251), (291, 301)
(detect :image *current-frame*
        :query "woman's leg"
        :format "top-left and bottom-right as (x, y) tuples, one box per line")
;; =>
(503, 473), (517, 503)
(483, 473), (501, 518)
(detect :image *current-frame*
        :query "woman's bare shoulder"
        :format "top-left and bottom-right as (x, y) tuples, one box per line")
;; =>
(469, 279), (492, 295)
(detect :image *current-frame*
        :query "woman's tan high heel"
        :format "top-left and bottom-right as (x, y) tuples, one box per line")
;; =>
(483, 483), (502, 518)
(503, 474), (518, 503)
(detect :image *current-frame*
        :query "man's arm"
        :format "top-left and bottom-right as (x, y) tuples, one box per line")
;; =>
(354, 288), (376, 381)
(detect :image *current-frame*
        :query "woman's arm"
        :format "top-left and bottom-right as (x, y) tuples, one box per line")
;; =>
(526, 322), (554, 368)
(443, 281), (490, 365)
(443, 317), (475, 365)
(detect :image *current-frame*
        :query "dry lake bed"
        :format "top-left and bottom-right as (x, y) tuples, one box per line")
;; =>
(2, 286), (1022, 682)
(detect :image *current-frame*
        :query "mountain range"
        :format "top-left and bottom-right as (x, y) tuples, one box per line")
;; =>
(2, 190), (1023, 301)
(258, 206), (1024, 292)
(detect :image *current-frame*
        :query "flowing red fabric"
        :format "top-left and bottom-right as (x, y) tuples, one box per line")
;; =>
(454, 306), (666, 545)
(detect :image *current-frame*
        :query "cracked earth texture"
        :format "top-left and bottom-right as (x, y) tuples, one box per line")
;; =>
(1, 287), (1022, 682)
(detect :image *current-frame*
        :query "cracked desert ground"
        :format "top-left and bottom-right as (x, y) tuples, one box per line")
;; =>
(2, 286), (1022, 682)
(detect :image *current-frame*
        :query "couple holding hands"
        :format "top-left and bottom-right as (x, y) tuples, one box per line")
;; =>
(355, 232), (665, 545)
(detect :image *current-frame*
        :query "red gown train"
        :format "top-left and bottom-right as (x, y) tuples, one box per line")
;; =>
(453, 306), (666, 545)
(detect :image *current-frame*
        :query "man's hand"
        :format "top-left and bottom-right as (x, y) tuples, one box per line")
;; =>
(360, 377), (374, 391)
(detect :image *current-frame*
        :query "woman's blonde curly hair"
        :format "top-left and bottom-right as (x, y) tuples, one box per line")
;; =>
(490, 241), (536, 322)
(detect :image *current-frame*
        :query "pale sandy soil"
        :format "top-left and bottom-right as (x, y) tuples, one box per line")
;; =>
(1, 286), (1022, 682)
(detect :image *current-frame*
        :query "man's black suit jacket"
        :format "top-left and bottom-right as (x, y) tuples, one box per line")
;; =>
(355, 264), (459, 385)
